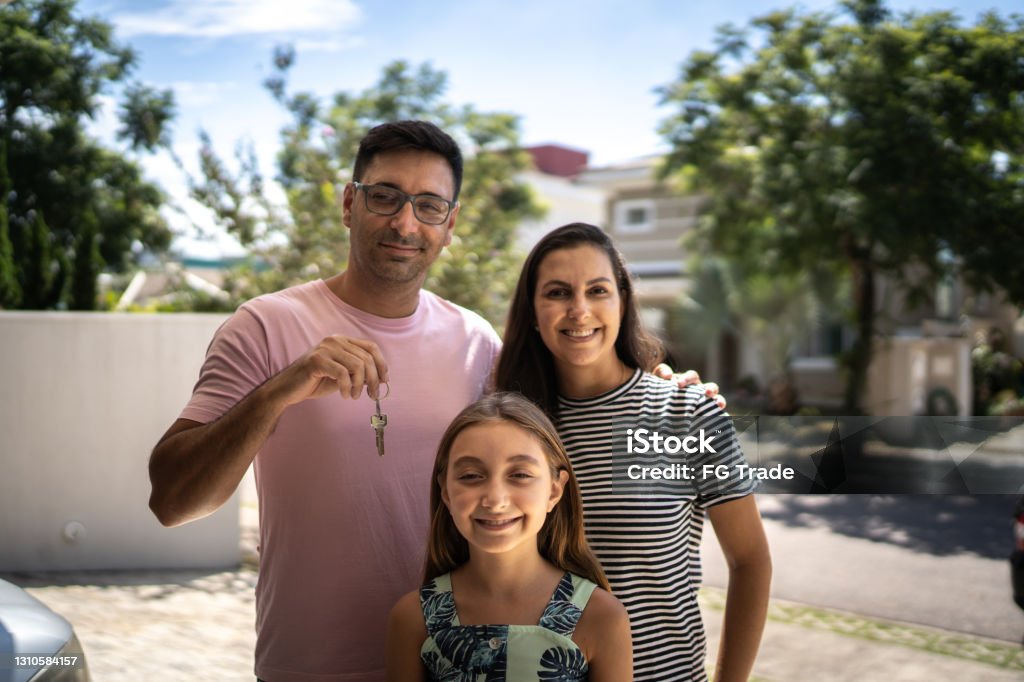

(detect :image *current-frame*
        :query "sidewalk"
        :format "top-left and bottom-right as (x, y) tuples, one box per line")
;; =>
(701, 587), (1024, 681)
(6, 565), (1021, 681)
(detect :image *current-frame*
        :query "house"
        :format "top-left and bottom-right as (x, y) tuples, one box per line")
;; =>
(576, 155), (1024, 416)
(518, 144), (605, 253)
(575, 156), (724, 380)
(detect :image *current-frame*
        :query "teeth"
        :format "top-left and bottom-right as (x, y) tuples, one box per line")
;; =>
(564, 329), (596, 338)
(478, 518), (517, 527)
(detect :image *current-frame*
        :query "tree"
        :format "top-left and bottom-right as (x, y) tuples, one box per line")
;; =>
(191, 49), (544, 325)
(69, 207), (100, 310)
(19, 210), (64, 309)
(0, 0), (176, 309)
(670, 256), (831, 373)
(0, 139), (20, 307)
(657, 0), (1024, 413)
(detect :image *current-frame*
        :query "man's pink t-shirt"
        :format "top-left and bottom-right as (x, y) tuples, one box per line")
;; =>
(179, 280), (501, 681)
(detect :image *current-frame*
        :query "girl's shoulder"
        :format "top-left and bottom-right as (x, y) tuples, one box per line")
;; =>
(579, 585), (628, 623)
(394, 571), (452, 629)
(573, 586), (632, 673)
(559, 573), (626, 633)
(390, 588), (425, 621)
(387, 588), (427, 640)
(386, 589), (430, 680)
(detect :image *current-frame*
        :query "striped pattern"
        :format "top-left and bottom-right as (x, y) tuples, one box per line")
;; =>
(558, 370), (754, 682)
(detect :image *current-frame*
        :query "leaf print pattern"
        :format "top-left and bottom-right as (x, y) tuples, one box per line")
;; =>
(420, 572), (590, 681)
(421, 580), (457, 634)
(434, 625), (508, 671)
(538, 646), (588, 681)
(551, 574), (575, 603)
(421, 651), (463, 681)
(539, 574), (583, 636)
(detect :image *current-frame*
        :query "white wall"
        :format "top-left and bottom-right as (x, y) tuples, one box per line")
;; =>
(0, 312), (238, 571)
(866, 336), (972, 417)
(516, 170), (606, 253)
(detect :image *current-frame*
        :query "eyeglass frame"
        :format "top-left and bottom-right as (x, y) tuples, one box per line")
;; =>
(351, 181), (458, 225)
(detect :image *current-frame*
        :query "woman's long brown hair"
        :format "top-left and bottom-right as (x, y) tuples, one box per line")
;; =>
(494, 222), (663, 415)
(423, 392), (610, 592)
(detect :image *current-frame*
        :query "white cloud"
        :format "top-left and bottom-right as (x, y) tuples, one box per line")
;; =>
(169, 81), (238, 108)
(293, 35), (365, 53)
(113, 0), (361, 38)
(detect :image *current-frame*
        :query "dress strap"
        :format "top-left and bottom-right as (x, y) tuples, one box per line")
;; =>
(419, 573), (458, 636)
(568, 573), (597, 610)
(538, 573), (597, 637)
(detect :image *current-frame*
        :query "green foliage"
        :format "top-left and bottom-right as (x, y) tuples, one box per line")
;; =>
(667, 253), (842, 382)
(0, 0), (176, 310)
(657, 0), (1024, 412)
(69, 207), (100, 310)
(971, 328), (1024, 415)
(191, 49), (544, 324)
(0, 140), (20, 307)
(118, 83), (176, 152)
(19, 210), (65, 308)
(134, 288), (237, 313)
(0, 202), (17, 308)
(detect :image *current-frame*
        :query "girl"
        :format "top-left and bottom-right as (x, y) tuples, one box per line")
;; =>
(495, 223), (772, 682)
(386, 392), (633, 681)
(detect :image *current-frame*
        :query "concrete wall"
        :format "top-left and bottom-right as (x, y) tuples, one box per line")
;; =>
(792, 357), (847, 410)
(0, 312), (237, 572)
(789, 337), (971, 416)
(516, 170), (605, 253)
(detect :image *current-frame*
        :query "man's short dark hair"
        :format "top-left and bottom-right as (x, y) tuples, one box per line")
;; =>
(353, 120), (464, 201)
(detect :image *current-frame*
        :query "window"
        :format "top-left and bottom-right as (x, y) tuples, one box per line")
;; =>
(625, 207), (647, 224)
(614, 199), (655, 234)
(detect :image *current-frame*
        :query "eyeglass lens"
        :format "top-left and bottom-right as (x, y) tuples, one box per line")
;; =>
(362, 184), (450, 224)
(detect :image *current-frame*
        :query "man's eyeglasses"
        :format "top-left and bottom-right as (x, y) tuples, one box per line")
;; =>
(352, 182), (456, 225)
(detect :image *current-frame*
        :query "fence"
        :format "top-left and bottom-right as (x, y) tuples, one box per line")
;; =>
(0, 312), (237, 571)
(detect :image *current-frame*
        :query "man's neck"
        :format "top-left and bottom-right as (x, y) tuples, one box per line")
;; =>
(324, 271), (423, 318)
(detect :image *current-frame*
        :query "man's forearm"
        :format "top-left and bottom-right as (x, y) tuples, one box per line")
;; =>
(148, 379), (290, 527)
(150, 332), (389, 526)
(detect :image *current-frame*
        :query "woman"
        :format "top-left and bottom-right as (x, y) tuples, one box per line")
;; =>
(495, 223), (771, 682)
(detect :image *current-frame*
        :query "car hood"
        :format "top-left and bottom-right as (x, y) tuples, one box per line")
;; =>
(0, 578), (72, 657)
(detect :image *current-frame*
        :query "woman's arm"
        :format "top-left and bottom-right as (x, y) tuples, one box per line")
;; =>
(707, 495), (772, 682)
(385, 591), (428, 682)
(575, 588), (633, 682)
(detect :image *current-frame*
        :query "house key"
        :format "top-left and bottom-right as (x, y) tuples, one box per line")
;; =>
(370, 383), (389, 456)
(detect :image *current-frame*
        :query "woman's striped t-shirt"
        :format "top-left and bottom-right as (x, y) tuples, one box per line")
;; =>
(557, 369), (755, 681)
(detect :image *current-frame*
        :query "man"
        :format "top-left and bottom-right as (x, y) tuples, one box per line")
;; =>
(150, 121), (501, 681)
(149, 120), (721, 681)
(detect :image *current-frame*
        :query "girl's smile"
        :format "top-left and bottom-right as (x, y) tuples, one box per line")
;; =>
(473, 516), (522, 530)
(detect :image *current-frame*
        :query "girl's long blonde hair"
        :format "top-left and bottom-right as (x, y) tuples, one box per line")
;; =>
(424, 392), (610, 592)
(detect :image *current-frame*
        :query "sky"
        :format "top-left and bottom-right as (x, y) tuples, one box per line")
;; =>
(74, 0), (1023, 258)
